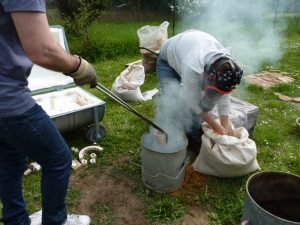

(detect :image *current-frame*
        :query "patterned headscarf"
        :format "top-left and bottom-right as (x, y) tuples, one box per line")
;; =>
(204, 57), (243, 93)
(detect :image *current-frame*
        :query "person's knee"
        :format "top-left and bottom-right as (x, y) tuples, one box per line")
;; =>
(42, 147), (72, 176)
(55, 148), (72, 169)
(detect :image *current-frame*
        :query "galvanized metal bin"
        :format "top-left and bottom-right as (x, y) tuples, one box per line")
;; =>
(28, 26), (105, 143)
(242, 171), (300, 225)
(140, 132), (189, 193)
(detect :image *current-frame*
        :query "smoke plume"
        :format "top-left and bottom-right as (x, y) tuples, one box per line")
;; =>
(177, 0), (286, 73)
(150, 0), (287, 147)
(152, 81), (192, 147)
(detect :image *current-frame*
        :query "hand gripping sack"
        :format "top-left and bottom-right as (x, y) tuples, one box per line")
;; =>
(192, 122), (260, 177)
(111, 65), (145, 102)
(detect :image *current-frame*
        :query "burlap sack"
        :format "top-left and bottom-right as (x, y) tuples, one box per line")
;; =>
(192, 122), (260, 177)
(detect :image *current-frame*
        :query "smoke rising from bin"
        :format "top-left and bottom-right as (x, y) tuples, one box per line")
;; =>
(152, 0), (287, 144)
(152, 81), (193, 146)
(177, 0), (286, 73)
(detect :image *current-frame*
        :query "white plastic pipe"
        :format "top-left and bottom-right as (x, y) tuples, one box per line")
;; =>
(78, 145), (103, 164)
(90, 153), (97, 159)
(90, 158), (96, 164)
(24, 162), (41, 176)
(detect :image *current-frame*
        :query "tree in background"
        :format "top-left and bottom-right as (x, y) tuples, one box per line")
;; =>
(169, 0), (209, 17)
(55, 0), (105, 60)
(56, 0), (104, 19)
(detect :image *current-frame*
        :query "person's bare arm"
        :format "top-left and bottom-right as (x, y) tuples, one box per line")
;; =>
(11, 11), (79, 73)
(200, 112), (228, 135)
(220, 115), (230, 131)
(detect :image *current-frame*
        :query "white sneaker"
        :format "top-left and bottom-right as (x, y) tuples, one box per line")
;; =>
(63, 214), (91, 225)
(29, 210), (42, 225)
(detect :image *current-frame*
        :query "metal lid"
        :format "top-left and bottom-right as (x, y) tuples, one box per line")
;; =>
(141, 132), (187, 154)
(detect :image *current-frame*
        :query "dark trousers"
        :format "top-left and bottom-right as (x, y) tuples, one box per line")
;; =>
(0, 104), (71, 225)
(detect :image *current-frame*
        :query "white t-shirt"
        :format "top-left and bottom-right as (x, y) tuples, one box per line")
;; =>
(160, 29), (236, 115)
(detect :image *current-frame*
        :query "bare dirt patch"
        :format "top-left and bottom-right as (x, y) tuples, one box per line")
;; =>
(70, 166), (148, 225)
(70, 162), (209, 225)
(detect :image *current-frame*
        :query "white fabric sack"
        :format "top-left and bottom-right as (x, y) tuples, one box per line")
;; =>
(137, 21), (169, 51)
(192, 122), (260, 178)
(142, 88), (159, 101)
(111, 64), (159, 102)
(111, 65), (145, 102)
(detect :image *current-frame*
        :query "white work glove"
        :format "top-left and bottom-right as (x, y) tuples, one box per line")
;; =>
(66, 56), (97, 88)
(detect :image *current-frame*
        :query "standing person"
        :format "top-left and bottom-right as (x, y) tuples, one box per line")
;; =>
(0, 1), (97, 224)
(157, 29), (243, 152)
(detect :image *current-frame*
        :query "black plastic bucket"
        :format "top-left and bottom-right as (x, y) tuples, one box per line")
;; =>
(242, 171), (300, 225)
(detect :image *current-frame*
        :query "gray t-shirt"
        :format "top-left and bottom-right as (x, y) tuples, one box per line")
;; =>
(0, 0), (46, 117)
(160, 30), (236, 116)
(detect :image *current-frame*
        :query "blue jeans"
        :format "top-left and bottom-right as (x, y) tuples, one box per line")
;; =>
(156, 54), (202, 139)
(156, 54), (181, 92)
(0, 104), (72, 225)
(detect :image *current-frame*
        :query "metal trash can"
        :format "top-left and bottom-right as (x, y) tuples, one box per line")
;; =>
(242, 171), (300, 225)
(141, 132), (188, 193)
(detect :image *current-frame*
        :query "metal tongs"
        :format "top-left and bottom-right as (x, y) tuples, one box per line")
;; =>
(138, 46), (159, 56)
(95, 83), (168, 142)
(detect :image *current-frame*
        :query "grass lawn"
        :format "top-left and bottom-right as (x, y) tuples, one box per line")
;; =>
(0, 14), (299, 225)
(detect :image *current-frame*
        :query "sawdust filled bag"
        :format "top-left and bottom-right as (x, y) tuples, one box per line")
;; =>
(192, 122), (260, 178)
(137, 21), (169, 51)
(137, 21), (169, 72)
(111, 65), (145, 102)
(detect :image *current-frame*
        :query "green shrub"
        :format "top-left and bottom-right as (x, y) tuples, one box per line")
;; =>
(56, 0), (104, 19)
(67, 22), (147, 61)
(55, 0), (105, 61)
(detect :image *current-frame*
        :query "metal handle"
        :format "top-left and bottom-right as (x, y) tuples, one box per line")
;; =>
(130, 150), (190, 180)
(138, 46), (159, 56)
(95, 83), (168, 139)
(142, 156), (190, 180)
